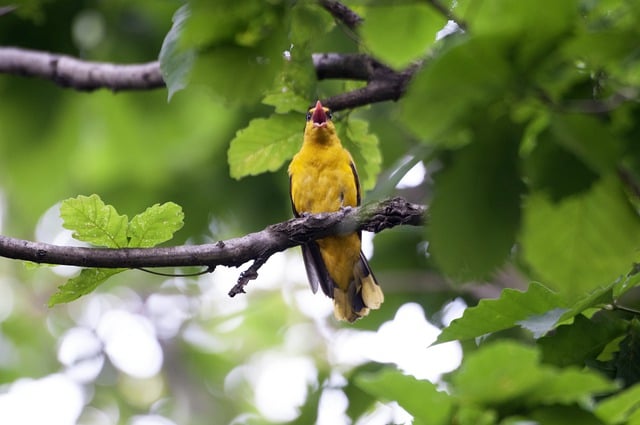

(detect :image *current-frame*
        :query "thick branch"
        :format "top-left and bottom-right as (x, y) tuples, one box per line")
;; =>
(0, 197), (425, 269)
(319, 0), (363, 29)
(313, 53), (420, 111)
(0, 47), (415, 109)
(0, 47), (164, 91)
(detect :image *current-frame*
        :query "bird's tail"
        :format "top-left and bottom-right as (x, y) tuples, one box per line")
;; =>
(333, 252), (384, 322)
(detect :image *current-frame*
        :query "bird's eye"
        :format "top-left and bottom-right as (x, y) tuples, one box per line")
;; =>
(306, 111), (312, 121)
(327, 110), (333, 120)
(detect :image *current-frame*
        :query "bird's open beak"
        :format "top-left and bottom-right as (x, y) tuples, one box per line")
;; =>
(311, 100), (327, 127)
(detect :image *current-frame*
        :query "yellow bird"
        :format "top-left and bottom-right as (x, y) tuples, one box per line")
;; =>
(288, 100), (384, 322)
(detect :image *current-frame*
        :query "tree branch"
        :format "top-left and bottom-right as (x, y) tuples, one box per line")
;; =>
(0, 46), (418, 111)
(313, 53), (420, 111)
(0, 197), (425, 270)
(318, 0), (363, 30)
(0, 47), (164, 91)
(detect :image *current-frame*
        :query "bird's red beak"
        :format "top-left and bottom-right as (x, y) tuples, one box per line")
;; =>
(311, 100), (327, 127)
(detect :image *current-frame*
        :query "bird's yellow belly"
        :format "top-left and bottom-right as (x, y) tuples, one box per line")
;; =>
(291, 160), (357, 214)
(317, 234), (361, 289)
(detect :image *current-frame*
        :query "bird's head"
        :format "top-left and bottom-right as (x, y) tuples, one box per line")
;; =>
(304, 100), (336, 139)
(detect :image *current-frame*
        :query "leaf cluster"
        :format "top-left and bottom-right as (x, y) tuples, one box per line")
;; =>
(48, 194), (183, 306)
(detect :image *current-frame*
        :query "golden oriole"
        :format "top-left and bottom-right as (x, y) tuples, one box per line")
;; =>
(288, 100), (384, 322)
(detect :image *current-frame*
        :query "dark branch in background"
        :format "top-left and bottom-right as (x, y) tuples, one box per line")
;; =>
(0, 47), (164, 91)
(314, 0), (420, 111)
(0, 6), (17, 16)
(314, 53), (420, 111)
(0, 46), (419, 109)
(319, 0), (363, 29)
(0, 198), (426, 294)
(0, 0), (419, 109)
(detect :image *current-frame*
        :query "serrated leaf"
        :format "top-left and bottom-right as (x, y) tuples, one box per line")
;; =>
(228, 114), (302, 179)
(437, 282), (566, 344)
(60, 194), (128, 248)
(339, 117), (382, 192)
(127, 202), (184, 248)
(539, 313), (628, 367)
(159, 4), (195, 101)
(359, 3), (445, 69)
(356, 369), (452, 425)
(428, 120), (523, 280)
(48, 268), (125, 306)
(614, 266), (640, 298)
(559, 283), (616, 322)
(262, 90), (310, 114)
(521, 175), (640, 299)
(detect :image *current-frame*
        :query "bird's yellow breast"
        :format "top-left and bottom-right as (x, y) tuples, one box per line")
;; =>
(289, 141), (358, 214)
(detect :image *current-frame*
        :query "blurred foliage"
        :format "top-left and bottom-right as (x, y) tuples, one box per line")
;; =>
(3, 0), (640, 424)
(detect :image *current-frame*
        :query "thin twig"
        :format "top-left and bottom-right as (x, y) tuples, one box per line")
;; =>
(424, 0), (467, 31)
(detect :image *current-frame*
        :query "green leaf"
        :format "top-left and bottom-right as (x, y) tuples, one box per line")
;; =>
(183, 0), (278, 47)
(524, 127), (599, 202)
(289, 0), (334, 47)
(470, 0), (578, 69)
(339, 117), (382, 192)
(190, 43), (285, 104)
(48, 268), (125, 307)
(452, 340), (615, 407)
(521, 175), (640, 299)
(453, 341), (546, 404)
(356, 368), (453, 425)
(471, 0), (577, 38)
(401, 36), (513, 143)
(127, 202), (184, 248)
(359, 4), (445, 69)
(558, 283), (616, 323)
(530, 406), (608, 425)
(549, 113), (622, 175)
(527, 367), (617, 405)
(454, 406), (497, 425)
(60, 194), (128, 248)
(262, 90), (310, 114)
(595, 382), (640, 424)
(159, 4), (195, 101)
(227, 114), (302, 179)
(538, 313), (628, 367)
(179, 0), (289, 103)
(612, 319), (640, 387)
(437, 282), (566, 344)
(428, 120), (523, 280)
